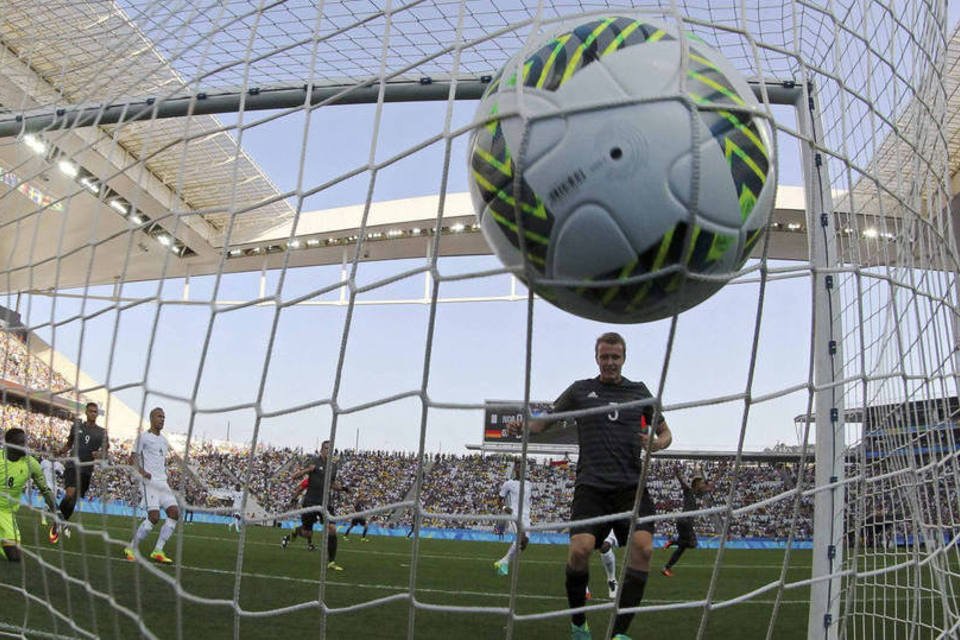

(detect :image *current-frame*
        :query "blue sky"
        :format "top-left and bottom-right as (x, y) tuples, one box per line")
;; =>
(15, 3), (958, 455)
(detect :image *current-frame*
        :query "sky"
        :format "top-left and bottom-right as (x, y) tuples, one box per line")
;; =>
(9, 2), (959, 456)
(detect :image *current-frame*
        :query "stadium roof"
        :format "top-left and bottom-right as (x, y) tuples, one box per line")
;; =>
(0, 2), (957, 294)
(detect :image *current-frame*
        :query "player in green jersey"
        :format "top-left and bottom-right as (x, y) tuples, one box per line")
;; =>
(2, 428), (58, 562)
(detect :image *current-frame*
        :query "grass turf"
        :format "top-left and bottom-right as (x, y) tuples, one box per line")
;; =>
(1, 510), (949, 639)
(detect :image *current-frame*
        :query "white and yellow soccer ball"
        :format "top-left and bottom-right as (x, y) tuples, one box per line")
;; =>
(468, 16), (776, 323)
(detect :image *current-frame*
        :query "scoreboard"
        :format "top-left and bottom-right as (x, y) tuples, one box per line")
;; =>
(482, 400), (577, 445)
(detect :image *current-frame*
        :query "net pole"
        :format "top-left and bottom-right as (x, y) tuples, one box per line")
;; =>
(799, 83), (846, 640)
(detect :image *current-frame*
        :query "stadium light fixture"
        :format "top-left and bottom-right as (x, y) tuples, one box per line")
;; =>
(863, 228), (879, 239)
(451, 223), (465, 232)
(79, 177), (100, 194)
(57, 159), (79, 177)
(109, 199), (129, 214)
(23, 134), (48, 154)
(129, 213), (145, 224)
(157, 234), (172, 247)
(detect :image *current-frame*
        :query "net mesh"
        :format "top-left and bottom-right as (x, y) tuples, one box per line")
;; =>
(0, 1), (958, 639)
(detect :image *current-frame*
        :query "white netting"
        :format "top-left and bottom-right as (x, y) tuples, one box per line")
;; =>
(0, 1), (958, 639)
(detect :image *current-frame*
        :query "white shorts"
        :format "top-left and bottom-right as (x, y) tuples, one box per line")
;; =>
(508, 517), (531, 535)
(141, 480), (178, 512)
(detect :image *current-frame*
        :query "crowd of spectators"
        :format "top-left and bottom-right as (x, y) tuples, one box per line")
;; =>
(5, 398), (960, 543)
(0, 331), (71, 393)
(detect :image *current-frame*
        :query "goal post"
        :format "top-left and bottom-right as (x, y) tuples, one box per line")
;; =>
(0, 1), (958, 639)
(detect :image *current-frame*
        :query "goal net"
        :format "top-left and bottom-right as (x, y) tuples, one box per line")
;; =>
(0, 1), (957, 639)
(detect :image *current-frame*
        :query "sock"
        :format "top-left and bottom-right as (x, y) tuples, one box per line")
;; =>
(565, 565), (590, 627)
(667, 546), (686, 569)
(59, 496), (76, 520)
(362, 525), (368, 538)
(499, 541), (518, 565)
(601, 548), (617, 581)
(132, 519), (154, 548)
(153, 519), (177, 553)
(327, 531), (338, 561)
(612, 567), (648, 635)
(344, 525), (353, 537)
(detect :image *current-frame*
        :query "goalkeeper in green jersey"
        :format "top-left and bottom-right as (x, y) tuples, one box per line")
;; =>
(1, 428), (57, 562)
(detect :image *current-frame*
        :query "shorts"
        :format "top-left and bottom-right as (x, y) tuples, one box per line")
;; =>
(63, 463), (93, 497)
(0, 509), (19, 546)
(141, 480), (178, 512)
(301, 500), (332, 530)
(350, 517), (367, 526)
(570, 484), (656, 545)
(676, 519), (698, 548)
(507, 516), (531, 535)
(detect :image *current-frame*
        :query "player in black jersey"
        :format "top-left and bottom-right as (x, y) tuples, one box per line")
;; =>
(514, 332), (672, 640)
(50, 402), (109, 543)
(281, 440), (342, 570)
(662, 466), (712, 577)
(343, 496), (370, 542)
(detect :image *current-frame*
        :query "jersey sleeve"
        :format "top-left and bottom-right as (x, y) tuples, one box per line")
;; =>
(499, 481), (509, 498)
(552, 382), (579, 414)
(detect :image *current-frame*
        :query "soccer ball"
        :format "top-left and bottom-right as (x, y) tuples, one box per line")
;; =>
(467, 16), (776, 323)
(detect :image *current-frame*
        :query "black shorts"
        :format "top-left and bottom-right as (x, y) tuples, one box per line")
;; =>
(300, 500), (332, 530)
(63, 463), (93, 497)
(676, 519), (698, 548)
(350, 517), (367, 526)
(570, 484), (655, 545)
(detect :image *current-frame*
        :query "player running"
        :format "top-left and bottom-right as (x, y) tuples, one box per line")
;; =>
(281, 440), (343, 571)
(493, 463), (532, 576)
(662, 467), (712, 577)
(51, 401), (108, 543)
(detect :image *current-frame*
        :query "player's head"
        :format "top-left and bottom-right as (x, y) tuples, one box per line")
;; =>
(595, 332), (626, 383)
(3, 428), (27, 462)
(149, 407), (165, 432)
(691, 475), (709, 494)
(85, 402), (99, 423)
(234, 483), (241, 491)
(320, 440), (331, 458)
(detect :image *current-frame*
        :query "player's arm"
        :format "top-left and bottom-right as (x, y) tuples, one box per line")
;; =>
(288, 464), (315, 480)
(133, 437), (151, 480)
(498, 484), (511, 513)
(514, 386), (576, 435)
(651, 418), (672, 452)
(56, 426), (75, 458)
(675, 465), (689, 489)
(28, 457), (57, 512)
(93, 429), (109, 460)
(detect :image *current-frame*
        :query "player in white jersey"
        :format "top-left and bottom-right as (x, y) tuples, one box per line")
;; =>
(493, 465), (533, 576)
(586, 529), (620, 600)
(124, 407), (179, 564)
(228, 484), (244, 532)
(37, 459), (64, 526)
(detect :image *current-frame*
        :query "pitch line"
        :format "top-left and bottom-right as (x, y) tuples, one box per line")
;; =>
(29, 546), (817, 607)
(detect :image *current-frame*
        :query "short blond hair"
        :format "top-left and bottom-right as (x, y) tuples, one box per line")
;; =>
(595, 332), (626, 356)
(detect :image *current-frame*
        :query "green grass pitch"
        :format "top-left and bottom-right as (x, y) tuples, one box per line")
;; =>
(0, 511), (830, 639)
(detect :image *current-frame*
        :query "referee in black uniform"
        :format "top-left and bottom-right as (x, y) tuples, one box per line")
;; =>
(51, 401), (108, 543)
(515, 332), (672, 639)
